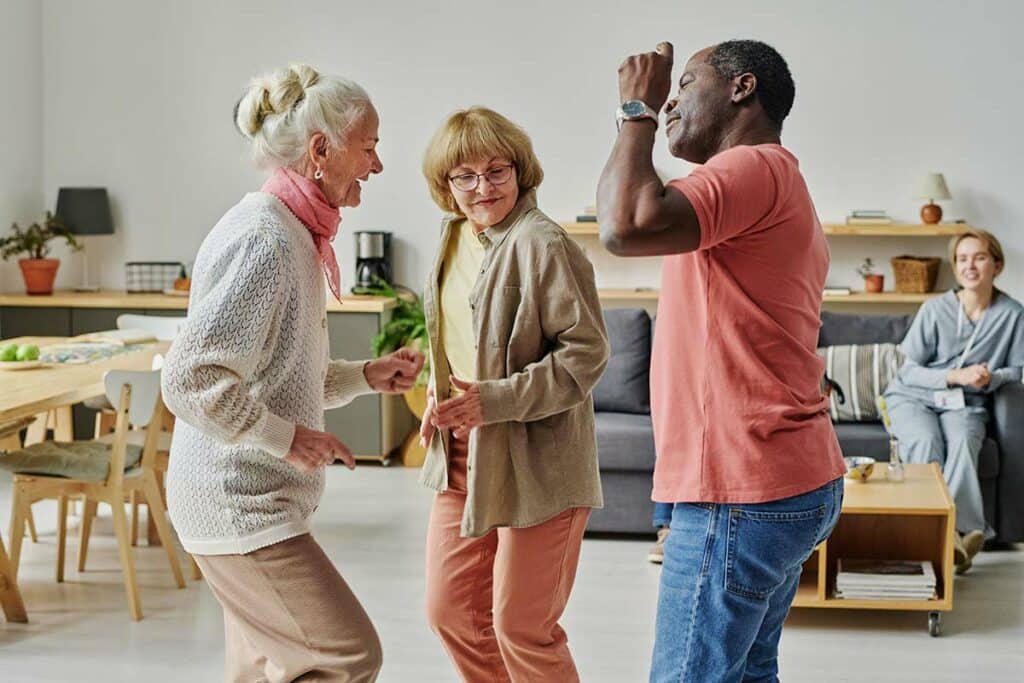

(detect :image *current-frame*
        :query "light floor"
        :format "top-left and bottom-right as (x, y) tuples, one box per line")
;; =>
(1, 466), (1022, 682)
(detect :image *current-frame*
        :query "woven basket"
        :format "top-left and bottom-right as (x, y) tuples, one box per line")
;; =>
(891, 256), (941, 293)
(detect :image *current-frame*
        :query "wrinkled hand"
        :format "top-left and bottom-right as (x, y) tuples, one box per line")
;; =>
(419, 387), (437, 448)
(618, 41), (674, 111)
(948, 363), (991, 389)
(433, 377), (484, 436)
(284, 424), (355, 473)
(364, 348), (424, 393)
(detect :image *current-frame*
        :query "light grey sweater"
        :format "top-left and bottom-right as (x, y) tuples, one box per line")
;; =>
(162, 192), (373, 555)
(885, 289), (1024, 409)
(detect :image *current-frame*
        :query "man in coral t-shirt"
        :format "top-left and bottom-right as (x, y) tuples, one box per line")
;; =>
(598, 40), (847, 681)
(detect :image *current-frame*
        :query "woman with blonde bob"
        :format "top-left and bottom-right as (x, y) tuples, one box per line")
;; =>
(884, 229), (1023, 573)
(417, 107), (610, 682)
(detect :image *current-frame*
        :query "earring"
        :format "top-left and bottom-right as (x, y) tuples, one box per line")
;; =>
(314, 167), (324, 180)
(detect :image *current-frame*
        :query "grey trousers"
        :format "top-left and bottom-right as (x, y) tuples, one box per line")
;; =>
(887, 397), (989, 535)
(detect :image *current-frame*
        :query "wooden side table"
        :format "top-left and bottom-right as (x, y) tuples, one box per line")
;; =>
(791, 463), (955, 636)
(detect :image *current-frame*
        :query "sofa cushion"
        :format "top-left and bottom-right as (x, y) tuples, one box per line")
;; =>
(593, 308), (651, 414)
(819, 311), (913, 347)
(818, 343), (904, 422)
(596, 412), (656, 471)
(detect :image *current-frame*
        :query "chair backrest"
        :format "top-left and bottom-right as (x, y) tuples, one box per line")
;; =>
(103, 369), (165, 487)
(105, 369), (162, 426)
(116, 314), (185, 341)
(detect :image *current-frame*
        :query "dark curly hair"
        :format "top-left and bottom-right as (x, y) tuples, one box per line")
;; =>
(707, 40), (795, 127)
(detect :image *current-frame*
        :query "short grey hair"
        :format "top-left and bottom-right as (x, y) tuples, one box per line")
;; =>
(234, 64), (372, 168)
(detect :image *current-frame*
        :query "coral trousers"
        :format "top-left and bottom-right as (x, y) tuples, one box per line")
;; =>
(425, 434), (590, 682)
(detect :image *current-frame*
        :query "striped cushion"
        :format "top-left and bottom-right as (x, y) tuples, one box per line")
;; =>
(817, 343), (905, 422)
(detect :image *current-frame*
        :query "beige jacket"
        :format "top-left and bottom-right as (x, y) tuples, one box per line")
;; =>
(419, 190), (610, 537)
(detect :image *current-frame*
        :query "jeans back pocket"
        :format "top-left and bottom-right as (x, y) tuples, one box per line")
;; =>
(725, 505), (826, 600)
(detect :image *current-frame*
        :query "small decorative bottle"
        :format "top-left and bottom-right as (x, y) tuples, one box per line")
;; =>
(887, 436), (905, 483)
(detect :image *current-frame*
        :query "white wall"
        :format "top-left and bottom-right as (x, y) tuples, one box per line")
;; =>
(28, 0), (1024, 299)
(0, 0), (43, 292)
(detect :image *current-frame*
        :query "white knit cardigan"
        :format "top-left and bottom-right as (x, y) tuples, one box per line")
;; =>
(162, 192), (372, 555)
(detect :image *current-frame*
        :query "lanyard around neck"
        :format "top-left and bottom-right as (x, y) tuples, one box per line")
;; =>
(955, 298), (987, 369)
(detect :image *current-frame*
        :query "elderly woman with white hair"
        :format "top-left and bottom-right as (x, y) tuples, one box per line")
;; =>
(161, 64), (422, 682)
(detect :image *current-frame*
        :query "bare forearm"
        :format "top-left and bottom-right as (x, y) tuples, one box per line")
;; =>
(598, 122), (663, 239)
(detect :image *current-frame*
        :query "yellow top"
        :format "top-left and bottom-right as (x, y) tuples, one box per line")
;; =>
(439, 219), (486, 396)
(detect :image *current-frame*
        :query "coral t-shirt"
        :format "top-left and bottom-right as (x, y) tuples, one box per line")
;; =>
(652, 144), (845, 503)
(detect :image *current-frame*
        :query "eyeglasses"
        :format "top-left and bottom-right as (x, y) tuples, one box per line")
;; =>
(448, 164), (515, 192)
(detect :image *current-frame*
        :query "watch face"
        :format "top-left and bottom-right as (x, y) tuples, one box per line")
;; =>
(622, 100), (647, 118)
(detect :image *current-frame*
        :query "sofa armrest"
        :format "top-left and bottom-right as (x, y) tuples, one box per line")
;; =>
(992, 382), (1024, 454)
(992, 381), (1024, 541)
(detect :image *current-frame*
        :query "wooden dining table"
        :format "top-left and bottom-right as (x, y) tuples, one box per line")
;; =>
(0, 336), (171, 623)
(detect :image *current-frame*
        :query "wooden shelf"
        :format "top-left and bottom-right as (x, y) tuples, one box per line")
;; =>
(562, 222), (600, 235)
(823, 292), (940, 304)
(598, 290), (939, 304)
(565, 222), (972, 237)
(0, 290), (397, 313)
(598, 288), (659, 301)
(822, 224), (971, 236)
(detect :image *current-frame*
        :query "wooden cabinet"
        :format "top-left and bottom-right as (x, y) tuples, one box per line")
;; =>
(0, 292), (410, 462)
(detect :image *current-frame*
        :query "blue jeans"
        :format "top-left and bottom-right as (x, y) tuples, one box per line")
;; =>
(653, 502), (674, 528)
(650, 477), (843, 683)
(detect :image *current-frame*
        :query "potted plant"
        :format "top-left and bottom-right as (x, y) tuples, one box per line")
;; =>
(1, 212), (82, 295)
(857, 258), (885, 293)
(364, 279), (431, 466)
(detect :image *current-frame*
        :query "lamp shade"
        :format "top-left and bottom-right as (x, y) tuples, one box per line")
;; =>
(55, 187), (114, 235)
(915, 173), (951, 201)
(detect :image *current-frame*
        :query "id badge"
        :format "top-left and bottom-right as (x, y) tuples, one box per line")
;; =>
(934, 388), (966, 410)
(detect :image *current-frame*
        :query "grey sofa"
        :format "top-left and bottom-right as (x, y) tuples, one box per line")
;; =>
(588, 308), (657, 534)
(820, 311), (1024, 544)
(587, 308), (1024, 544)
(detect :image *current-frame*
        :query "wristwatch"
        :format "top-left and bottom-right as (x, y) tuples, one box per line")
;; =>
(616, 100), (660, 131)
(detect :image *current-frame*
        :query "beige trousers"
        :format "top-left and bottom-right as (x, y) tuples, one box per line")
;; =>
(195, 533), (382, 683)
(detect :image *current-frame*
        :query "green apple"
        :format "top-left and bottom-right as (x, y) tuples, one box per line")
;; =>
(0, 343), (17, 362)
(15, 344), (39, 361)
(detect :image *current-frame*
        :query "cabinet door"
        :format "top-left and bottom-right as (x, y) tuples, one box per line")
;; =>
(143, 309), (187, 319)
(70, 308), (146, 335)
(0, 307), (72, 339)
(324, 312), (383, 457)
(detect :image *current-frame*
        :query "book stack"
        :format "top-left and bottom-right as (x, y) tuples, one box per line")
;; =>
(823, 286), (852, 296)
(576, 204), (597, 223)
(846, 210), (893, 225)
(835, 559), (937, 601)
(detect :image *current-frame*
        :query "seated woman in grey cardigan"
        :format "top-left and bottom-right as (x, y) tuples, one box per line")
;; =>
(884, 229), (1023, 574)
(161, 64), (422, 683)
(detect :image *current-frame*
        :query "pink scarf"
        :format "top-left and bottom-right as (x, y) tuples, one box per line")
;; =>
(262, 167), (343, 302)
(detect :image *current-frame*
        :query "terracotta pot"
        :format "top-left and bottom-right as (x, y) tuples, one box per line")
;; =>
(864, 274), (885, 293)
(18, 258), (60, 295)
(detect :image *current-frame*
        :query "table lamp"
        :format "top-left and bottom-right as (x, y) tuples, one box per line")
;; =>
(915, 173), (951, 225)
(55, 187), (114, 292)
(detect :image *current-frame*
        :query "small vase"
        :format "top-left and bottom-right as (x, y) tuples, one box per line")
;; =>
(864, 274), (885, 293)
(18, 258), (60, 295)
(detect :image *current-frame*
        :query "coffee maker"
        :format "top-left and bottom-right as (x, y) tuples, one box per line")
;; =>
(353, 231), (392, 292)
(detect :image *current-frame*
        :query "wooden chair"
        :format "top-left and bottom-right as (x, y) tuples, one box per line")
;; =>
(6, 369), (186, 620)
